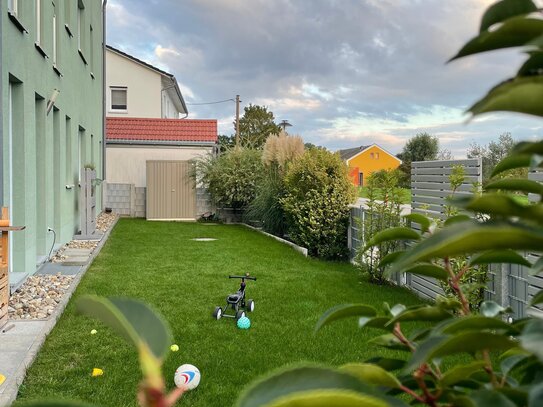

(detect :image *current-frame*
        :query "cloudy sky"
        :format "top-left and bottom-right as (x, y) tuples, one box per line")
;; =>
(106, 0), (543, 157)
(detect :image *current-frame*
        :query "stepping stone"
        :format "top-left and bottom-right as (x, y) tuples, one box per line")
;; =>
(61, 257), (89, 266)
(62, 249), (93, 257)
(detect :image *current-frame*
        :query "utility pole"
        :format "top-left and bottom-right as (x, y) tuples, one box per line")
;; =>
(279, 120), (292, 133)
(235, 95), (241, 148)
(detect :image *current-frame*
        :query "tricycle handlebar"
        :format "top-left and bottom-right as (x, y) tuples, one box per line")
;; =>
(229, 275), (257, 281)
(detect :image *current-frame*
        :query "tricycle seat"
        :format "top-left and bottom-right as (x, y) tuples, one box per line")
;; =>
(227, 293), (241, 303)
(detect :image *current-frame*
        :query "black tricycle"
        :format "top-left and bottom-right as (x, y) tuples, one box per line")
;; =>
(213, 274), (256, 321)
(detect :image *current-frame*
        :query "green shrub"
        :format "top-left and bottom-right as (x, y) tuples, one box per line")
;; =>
(281, 149), (356, 259)
(194, 148), (263, 210)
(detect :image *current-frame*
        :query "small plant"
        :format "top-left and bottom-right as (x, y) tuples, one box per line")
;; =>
(356, 169), (404, 284)
(83, 163), (96, 171)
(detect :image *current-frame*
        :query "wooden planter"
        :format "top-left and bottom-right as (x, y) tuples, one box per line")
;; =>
(0, 208), (25, 329)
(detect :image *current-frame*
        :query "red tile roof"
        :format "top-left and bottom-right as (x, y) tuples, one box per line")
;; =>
(106, 117), (217, 144)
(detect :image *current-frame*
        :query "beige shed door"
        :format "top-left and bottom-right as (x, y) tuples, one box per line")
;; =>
(146, 160), (196, 220)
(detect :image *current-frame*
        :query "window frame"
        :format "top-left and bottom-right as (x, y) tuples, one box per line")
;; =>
(110, 87), (128, 113)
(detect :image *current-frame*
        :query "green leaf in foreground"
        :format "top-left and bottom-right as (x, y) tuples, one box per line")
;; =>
(315, 304), (376, 333)
(364, 227), (420, 251)
(450, 17), (543, 62)
(405, 332), (516, 372)
(453, 194), (543, 223)
(387, 306), (452, 326)
(485, 178), (543, 195)
(340, 363), (401, 389)
(77, 296), (172, 360)
(520, 319), (543, 362)
(440, 361), (487, 387)
(530, 290), (543, 306)
(469, 250), (532, 268)
(389, 221), (543, 274)
(438, 315), (515, 335)
(400, 264), (449, 281)
(492, 153), (543, 177)
(479, 0), (537, 33)
(454, 389), (517, 407)
(378, 251), (405, 269)
(480, 300), (511, 317)
(467, 75), (543, 120)
(235, 366), (392, 407)
(403, 213), (431, 234)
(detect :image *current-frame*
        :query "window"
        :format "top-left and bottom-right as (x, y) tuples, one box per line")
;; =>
(89, 25), (94, 75)
(64, 0), (72, 35)
(65, 116), (72, 183)
(8, 0), (26, 32)
(110, 87), (127, 111)
(77, 0), (86, 61)
(53, 5), (58, 67)
(78, 126), (86, 183)
(375, 152), (379, 159)
(370, 153), (374, 159)
(358, 172), (364, 187)
(36, 0), (42, 44)
(8, 0), (18, 16)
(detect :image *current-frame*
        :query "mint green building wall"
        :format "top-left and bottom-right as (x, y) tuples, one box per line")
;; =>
(1, 0), (103, 279)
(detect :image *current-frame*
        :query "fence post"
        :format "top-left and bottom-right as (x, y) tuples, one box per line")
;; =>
(493, 263), (510, 311)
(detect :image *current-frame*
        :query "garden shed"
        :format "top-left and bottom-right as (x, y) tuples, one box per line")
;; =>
(105, 117), (218, 219)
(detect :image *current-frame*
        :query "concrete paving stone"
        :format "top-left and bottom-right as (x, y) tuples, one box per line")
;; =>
(61, 257), (89, 266)
(36, 263), (82, 276)
(62, 248), (93, 256)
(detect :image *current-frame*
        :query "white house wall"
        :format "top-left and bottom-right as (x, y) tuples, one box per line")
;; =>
(162, 89), (179, 118)
(106, 145), (213, 187)
(106, 50), (162, 118)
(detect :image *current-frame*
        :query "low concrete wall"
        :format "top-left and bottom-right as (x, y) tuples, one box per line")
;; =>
(243, 224), (308, 257)
(106, 183), (134, 216)
(107, 183), (214, 219)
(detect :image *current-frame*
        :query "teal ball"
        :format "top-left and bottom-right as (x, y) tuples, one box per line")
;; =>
(237, 316), (251, 329)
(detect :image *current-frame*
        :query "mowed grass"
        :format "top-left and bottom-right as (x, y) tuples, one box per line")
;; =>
(358, 187), (412, 204)
(15, 219), (422, 407)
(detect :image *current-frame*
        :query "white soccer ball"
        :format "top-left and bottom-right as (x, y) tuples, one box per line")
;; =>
(174, 364), (201, 390)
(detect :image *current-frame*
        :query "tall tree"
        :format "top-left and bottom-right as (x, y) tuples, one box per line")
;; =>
(401, 132), (439, 162)
(467, 133), (524, 182)
(235, 104), (281, 149)
(397, 133), (439, 187)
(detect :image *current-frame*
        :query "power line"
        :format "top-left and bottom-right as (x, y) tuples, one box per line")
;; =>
(186, 98), (235, 105)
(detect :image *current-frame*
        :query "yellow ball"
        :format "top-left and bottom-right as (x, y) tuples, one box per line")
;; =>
(170, 344), (179, 352)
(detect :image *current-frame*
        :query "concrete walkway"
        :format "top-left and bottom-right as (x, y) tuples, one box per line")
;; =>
(0, 218), (118, 406)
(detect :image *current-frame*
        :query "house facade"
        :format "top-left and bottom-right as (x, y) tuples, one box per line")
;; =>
(104, 47), (217, 220)
(2, 0), (104, 284)
(339, 144), (402, 186)
(106, 45), (187, 119)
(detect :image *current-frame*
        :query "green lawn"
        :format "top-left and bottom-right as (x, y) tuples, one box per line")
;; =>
(358, 187), (412, 204)
(16, 219), (422, 407)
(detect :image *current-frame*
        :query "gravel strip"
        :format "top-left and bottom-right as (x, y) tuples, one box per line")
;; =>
(8, 274), (75, 320)
(9, 212), (119, 318)
(97, 212), (117, 232)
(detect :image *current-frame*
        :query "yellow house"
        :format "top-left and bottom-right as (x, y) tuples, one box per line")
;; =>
(338, 144), (402, 186)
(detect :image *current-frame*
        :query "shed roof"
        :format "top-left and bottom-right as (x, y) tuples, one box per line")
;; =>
(106, 117), (217, 145)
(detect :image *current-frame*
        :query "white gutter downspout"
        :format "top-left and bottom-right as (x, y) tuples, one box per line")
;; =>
(102, 0), (107, 209)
